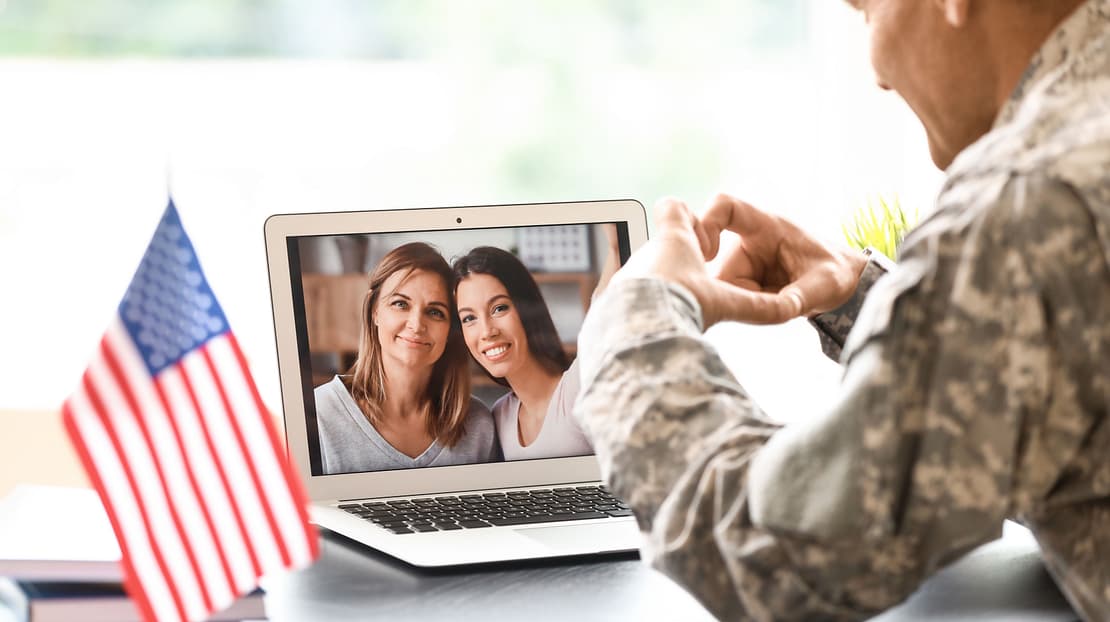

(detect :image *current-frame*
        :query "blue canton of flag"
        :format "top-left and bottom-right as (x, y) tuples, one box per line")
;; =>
(62, 200), (318, 622)
(120, 206), (226, 375)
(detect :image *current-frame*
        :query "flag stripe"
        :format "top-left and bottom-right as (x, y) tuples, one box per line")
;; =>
(63, 402), (165, 622)
(99, 337), (218, 615)
(77, 376), (188, 622)
(205, 349), (309, 569)
(226, 334), (319, 560)
(158, 369), (257, 593)
(199, 344), (292, 570)
(182, 350), (283, 571)
(209, 337), (314, 565)
(86, 357), (208, 621)
(175, 362), (266, 580)
(104, 323), (238, 609)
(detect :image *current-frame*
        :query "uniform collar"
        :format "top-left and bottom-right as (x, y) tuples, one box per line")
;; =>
(994, 0), (1110, 129)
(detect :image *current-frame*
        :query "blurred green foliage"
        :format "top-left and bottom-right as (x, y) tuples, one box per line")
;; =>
(0, 1), (806, 60)
(0, 1), (811, 220)
(842, 195), (919, 259)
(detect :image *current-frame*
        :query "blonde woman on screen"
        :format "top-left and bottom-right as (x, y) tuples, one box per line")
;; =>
(313, 242), (499, 474)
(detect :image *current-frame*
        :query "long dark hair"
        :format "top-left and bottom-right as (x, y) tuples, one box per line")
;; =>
(348, 242), (471, 447)
(452, 246), (569, 387)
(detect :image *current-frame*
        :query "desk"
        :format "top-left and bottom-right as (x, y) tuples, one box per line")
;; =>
(0, 513), (1080, 621)
(264, 533), (712, 621)
(256, 522), (1078, 622)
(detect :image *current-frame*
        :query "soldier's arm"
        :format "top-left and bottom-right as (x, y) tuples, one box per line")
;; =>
(575, 175), (1066, 619)
(808, 248), (895, 362)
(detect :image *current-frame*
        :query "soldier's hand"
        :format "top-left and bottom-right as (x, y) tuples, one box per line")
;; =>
(700, 194), (866, 319)
(615, 195), (866, 327)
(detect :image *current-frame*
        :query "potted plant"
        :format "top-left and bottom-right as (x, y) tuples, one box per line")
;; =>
(842, 194), (918, 259)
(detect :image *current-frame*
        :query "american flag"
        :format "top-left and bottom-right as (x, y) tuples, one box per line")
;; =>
(62, 201), (318, 622)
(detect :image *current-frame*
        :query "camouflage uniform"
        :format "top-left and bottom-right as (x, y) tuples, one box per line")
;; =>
(574, 1), (1110, 619)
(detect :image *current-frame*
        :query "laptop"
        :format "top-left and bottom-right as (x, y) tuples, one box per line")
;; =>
(264, 200), (648, 566)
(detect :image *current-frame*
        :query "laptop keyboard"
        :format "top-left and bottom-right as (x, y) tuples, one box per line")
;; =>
(337, 485), (633, 534)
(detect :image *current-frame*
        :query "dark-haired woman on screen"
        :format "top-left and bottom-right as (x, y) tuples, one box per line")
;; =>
(452, 237), (618, 461)
(314, 242), (499, 474)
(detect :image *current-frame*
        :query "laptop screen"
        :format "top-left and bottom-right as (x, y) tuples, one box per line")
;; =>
(286, 223), (632, 476)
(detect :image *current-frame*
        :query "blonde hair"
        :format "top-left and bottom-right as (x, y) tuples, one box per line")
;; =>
(346, 242), (472, 447)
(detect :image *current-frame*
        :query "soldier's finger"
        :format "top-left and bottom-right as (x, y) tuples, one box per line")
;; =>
(707, 280), (802, 326)
(700, 194), (777, 254)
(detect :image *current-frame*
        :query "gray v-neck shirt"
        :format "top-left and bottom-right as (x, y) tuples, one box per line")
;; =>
(314, 376), (500, 474)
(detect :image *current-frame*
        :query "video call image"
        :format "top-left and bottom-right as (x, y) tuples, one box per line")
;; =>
(291, 223), (629, 476)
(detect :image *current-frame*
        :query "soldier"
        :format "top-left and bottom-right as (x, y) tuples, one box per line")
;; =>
(574, 0), (1110, 619)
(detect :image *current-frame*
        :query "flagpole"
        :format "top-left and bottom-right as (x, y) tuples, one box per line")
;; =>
(165, 159), (174, 207)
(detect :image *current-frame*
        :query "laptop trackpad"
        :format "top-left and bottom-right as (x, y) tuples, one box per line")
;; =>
(515, 521), (640, 553)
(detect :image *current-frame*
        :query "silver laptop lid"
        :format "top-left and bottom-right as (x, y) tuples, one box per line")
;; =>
(264, 200), (647, 502)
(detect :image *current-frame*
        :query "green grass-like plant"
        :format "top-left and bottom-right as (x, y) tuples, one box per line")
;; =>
(842, 195), (918, 259)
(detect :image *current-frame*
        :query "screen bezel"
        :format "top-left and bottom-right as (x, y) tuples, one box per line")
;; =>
(264, 200), (648, 502)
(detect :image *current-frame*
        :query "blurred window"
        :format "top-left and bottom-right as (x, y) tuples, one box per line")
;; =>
(0, 1), (941, 410)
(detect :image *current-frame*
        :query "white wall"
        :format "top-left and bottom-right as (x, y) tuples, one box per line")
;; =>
(0, 2), (946, 418)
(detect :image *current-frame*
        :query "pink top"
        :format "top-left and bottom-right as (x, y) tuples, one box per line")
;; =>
(491, 360), (593, 461)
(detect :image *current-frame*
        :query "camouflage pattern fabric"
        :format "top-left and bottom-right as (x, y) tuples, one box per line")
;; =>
(574, 1), (1110, 619)
(810, 249), (895, 363)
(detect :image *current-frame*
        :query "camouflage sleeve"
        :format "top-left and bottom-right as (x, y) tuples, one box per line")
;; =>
(574, 176), (1058, 620)
(808, 249), (896, 362)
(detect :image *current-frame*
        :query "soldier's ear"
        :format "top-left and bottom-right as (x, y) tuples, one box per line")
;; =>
(933, 0), (970, 27)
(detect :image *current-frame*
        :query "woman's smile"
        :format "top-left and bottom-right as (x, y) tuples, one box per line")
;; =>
(397, 334), (432, 348)
(481, 342), (512, 361)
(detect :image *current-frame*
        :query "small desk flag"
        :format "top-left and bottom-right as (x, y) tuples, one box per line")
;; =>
(62, 201), (318, 622)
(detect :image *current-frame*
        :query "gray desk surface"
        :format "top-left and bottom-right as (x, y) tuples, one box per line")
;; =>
(259, 522), (1079, 622)
(0, 523), (1078, 622)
